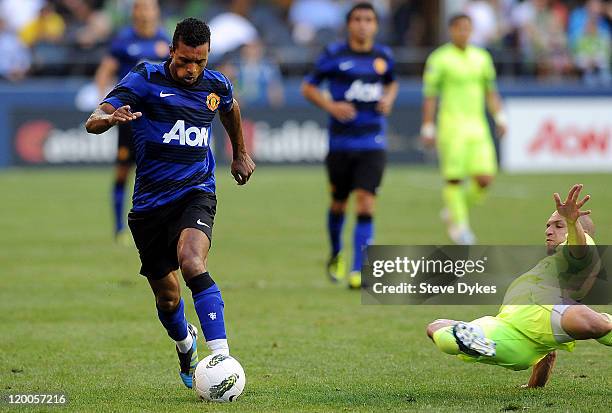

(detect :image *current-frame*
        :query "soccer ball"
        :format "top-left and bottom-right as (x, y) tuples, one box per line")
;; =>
(193, 354), (246, 402)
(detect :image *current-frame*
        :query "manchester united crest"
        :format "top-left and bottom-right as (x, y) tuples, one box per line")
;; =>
(373, 58), (388, 75)
(206, 93), (220, 111)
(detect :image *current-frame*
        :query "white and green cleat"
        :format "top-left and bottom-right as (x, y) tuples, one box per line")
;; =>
(453, 322), (496, 357)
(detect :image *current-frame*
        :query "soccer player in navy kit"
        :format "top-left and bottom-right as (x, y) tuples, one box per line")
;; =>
(94, 0), (170, 240)
(86, 18), (255, 388)
(301, 2), (398, 289)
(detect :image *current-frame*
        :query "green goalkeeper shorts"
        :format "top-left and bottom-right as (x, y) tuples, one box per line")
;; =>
(437, 120), (497, 180)
(451, 305), (576, 371)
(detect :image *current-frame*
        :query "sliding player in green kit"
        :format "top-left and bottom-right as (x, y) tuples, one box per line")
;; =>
(426, 184), (612, 387)
(421, 14), (507, 244)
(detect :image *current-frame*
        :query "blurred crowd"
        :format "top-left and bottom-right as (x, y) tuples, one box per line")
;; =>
(0, 0), (611, 87)
(461, 0), (612, 85)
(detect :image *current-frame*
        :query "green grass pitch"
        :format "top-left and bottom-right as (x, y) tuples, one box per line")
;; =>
(0, 166), (610, 412)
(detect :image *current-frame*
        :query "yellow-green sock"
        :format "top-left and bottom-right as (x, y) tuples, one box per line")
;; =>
(443, 183), (468, 226)
(596, 313), (612, 346)
(433, 326), (460, 355)
(466, 179), (487, 207)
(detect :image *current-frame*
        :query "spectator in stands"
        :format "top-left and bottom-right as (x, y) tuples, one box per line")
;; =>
(233, 40), (285, 107)
(390, 0), (426, 46)
(23, 1), (69, 75)
(462, 0), (517, 49)
(464, 0), (499, 48)
(249, 0), (294, 47)
(572, 7), (611, 85)
(208, 0), (258, 60)
(0, 17), (31, 81)
(0, 0), (43, 32)
(512, 0), (572, 78)
(606, 1), (612, 25)
(19, 1), (65, 47)
(160, 0), (210, 37)
(289, 0), (344, 45)
(568, 0), (611, 49)
(60, 0), (111, 49)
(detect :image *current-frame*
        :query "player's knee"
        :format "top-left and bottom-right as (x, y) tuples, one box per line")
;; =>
(426, 323), (437, 340)
(355, 191), (375, 215)
(585, 315), (612, 337)
(603, 313), (612, 330)
(567, 312), (610, 339)
(426, 319), (454, 340)
(156, 293), (180, 313)
(356, 205), (374, 216)
(179, 254), (206, 278)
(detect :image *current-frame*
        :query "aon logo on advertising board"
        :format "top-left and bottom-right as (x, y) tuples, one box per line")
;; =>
(344, 80), (382, 102)
(162, 120), (209, 147)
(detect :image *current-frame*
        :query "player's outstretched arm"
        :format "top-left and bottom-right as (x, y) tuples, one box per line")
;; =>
(85, 103), (142, 134)
(523, 351), (556, 388)
(219, 99), (255, 185)
(554, 184), (591, 259)
(301, 82), (356, 122)
(420, 96), (437, 148)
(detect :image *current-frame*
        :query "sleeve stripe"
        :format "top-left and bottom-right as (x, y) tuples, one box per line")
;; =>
(130, 63), (149, 79)
(105, 87), (140, 107)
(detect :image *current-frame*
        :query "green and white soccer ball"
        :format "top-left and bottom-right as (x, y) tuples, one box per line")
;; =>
(194, 354), (246, 402)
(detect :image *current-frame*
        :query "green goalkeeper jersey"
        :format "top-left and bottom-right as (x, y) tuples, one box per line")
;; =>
(500, 234), (597, 309)
(495, 234), (597, 353)
(423, 43), (497, 125)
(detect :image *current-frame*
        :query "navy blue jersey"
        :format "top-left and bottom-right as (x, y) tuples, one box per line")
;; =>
(110, 26), (170, 78)
(103, 61), (234, 212)
(305, 42), (395, 152)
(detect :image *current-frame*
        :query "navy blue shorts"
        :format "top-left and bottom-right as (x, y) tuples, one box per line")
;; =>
(128, 190), (216, 279)
(325, 150), (386, 200)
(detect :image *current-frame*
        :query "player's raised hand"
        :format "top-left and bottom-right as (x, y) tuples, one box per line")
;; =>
(328, 101), (357, 122)
(554, 184), (591, 224)
(111, 105), (142, 125)
(231, 151), (255, 185)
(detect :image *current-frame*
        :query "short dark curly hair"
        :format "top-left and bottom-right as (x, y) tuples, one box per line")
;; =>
(448, 13), (471, 27)
(172, 17), (211, 49)
(346, 2), (377, 23)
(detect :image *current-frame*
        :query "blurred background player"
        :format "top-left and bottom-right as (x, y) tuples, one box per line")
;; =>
(301, 2), (398, 289)
(94, 0), (169, 241)
(421, 13), (507, 245)
(426, 184), (611, 388)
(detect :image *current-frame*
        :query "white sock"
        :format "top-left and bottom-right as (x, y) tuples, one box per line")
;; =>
(176, 333), (194, 353)
(207, 338), (229, 356)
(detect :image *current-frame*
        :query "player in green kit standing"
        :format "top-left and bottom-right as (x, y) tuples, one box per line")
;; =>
(421, 14), (507, 244)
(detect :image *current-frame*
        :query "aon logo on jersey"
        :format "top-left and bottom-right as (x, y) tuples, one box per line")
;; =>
(162, 120), (209, 147)
(344, 80), (383, 102)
